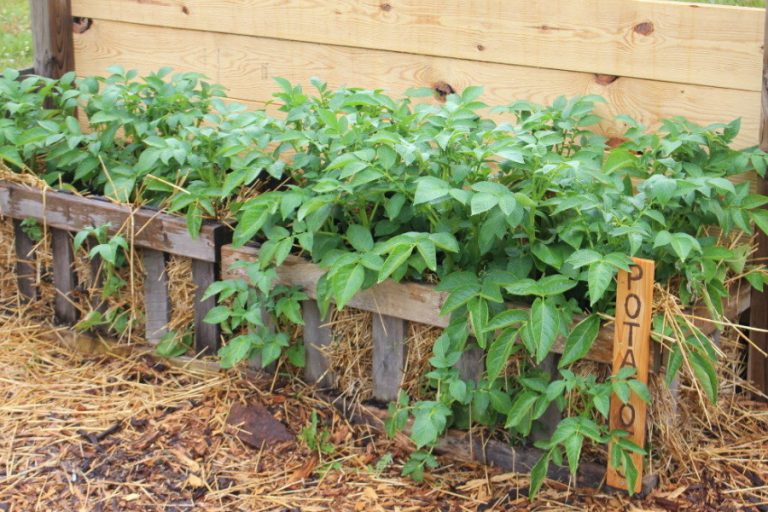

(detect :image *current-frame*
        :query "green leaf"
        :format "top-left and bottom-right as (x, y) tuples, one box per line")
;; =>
(563, 433), (584, 477)
(690, 351), (718, 403)
(467, 297), (489, 348)
(751, 209), (768, 235)
(333, 264), (365, 308)
(346, 224), (374, 252)
(204, 305), (231, 325)
(411, 402), (450, 448)
(219, 335), (253, 368)
(470, 192), (498, 216)
(529, 298), (560, 364)
(415, 238), (437, 271)
(440, 285), (479, 315)
(486, 328), (518, 381)
(536, 275), (578, 296)
(414, 177), (451, 205)
(627, 379), (651, 403)
(505, 391), (539, 428)
(484, 309), (528, 332)
(378, 245), (414, 283)
(566, 249), (602, 269)
(559, 315), (600, 367)
(587, 261), (616, 305)
(529, 452), (551, 498)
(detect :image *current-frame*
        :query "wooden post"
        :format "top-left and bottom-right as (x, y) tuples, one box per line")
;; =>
(372, 313), (407, 402)
(51, 228), (78, 324)
(192, 259), (219, 354)
(30, 0), (74, 79)
(607, 258), (654, 494)
(143, 249), (170, 344)
(749, 7), (768, 397)
(13, 220), (37, 300)
(302, 301), (335, 387)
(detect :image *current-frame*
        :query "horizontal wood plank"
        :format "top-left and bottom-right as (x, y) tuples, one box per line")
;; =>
(221, 244), (752, 366)
(73, 19), (761, 149)
(71, 0), (763, 91)
(0, 181), (228, 262)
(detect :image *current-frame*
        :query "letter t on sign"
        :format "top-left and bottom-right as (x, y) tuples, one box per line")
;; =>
(607, 257), (654, 493)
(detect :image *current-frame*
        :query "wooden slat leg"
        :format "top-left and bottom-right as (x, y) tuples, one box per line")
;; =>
(51, 228), (78, 324)
(372, 313), (407, 402)
(531, 354), (561, 442)
(455, 341), (484, 382)
(302, 300), (334, 387)
(249, 307), (276, 371)
(192, 258), (219, 355)
(143, 249), (170, 344)
(13, 219), (37, 300)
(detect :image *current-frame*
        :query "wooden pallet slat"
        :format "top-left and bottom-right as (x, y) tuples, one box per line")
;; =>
(143, 249), (171, 344)
(372, 313), (407, 402)
(302, 300), (335, 387)
(71, 0), (763, 91)
(0, 182), (225, 262)
(13, 219), (38, 300)
(192, 258), (220, 354)
(51, 228), (79, 324)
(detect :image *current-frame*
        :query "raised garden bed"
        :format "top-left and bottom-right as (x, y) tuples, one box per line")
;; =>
(0, 180), (231, 351)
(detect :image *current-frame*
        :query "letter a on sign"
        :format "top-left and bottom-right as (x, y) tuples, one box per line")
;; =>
(607, 258), (654, 493)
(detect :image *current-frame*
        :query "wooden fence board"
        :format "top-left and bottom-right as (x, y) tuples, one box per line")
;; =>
(13, 219), (37, 300)
(0, 182), (226, 262)
(71, 0), (763, 91)
(73, 19), (760, 149)
(222, 244), (752, 367)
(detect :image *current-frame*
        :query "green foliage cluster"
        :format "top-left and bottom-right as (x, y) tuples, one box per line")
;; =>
(2, 67), (768, 495)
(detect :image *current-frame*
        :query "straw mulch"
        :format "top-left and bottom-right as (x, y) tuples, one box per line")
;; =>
(1, 300), (766, 510)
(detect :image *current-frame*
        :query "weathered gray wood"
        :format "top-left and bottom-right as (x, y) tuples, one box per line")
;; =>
(531, 354), (561, 442)
(223, 244), (751, 367)
(192, 258), (219, 354)
(143, 249), (170, 344)
(302, 300), (334, 387)
(0, 182), (228, 262)
(30, 0), (74, 80)
(372, 313), (407, 402)
(51, 228), (78, 324)
(13, 219), (37, 300)
(455, 342), (484, 382)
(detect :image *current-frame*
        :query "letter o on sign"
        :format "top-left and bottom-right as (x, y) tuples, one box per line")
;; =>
(625, 293), (642, 319)
(619, 403), (636, 428)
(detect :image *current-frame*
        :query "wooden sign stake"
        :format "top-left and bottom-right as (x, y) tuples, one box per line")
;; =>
(606, 258), (654, 493)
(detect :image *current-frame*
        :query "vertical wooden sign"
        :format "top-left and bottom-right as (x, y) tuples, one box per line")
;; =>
(606, 258), (654, 493)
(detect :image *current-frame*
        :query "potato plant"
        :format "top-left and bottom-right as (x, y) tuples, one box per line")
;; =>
(2, 68), (768, 495)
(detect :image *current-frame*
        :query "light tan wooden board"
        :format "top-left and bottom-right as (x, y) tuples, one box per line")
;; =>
(607, 258), (654, 493)
(221, 245), (750, 367)
(71, 0), (763, 91)
(73, 20), (761, 149)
